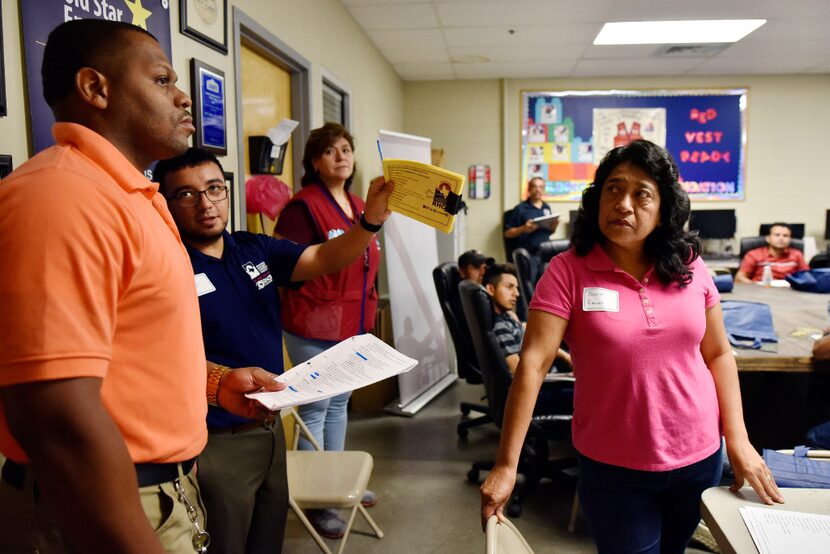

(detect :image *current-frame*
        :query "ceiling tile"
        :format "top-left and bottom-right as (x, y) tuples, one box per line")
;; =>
(582, 44), (667, 60)
(342, 0), (427, 5)
(436, 0), (615, 27)
(452, 59), (576, 79)
(338, 0), (830, 80)
(346, 3), (439, 30)
(449, 42), (586, 62)
(571, 57), (704, 77)
(715, 38), (830, 58)
(443, 23), (600, 47)
(384, 47), (451, 64)
(367, 29), (447, 51)
(609, 0), (830, 20)
(394, 62), (456, 81)
(691, 57), (820, 75)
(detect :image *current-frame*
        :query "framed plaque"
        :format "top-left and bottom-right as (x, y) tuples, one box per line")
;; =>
(190, 58), (227, 156)
(180, 0), (227, 54)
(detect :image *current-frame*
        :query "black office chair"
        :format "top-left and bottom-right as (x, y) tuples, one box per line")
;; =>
(432, 263), (492, 438)
(459, 280), (574, 518)
(739, 236), (804, 260)
(538, 239), (571, 265)
(758, 223), (805, 239)
(810, 252), (830, 269)
(511, 248), (534, 321)
(503, 209), (519, 262)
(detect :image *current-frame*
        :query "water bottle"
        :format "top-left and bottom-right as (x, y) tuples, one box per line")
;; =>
(761, 264), (772, 287)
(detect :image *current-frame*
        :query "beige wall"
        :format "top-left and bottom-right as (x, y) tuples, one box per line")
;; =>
(404, 79), (504, 257)
(404, 74), (830, 260)
(0, 0), (404, 200)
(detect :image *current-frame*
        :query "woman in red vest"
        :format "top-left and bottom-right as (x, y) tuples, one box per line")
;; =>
(275, 123), (381, 538)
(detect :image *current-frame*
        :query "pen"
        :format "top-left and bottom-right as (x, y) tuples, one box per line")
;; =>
(376, 139), (384, 162)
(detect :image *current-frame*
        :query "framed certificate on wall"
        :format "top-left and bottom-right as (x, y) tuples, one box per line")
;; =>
(180, 0), (227, 54)
(190, 58), (227, 156)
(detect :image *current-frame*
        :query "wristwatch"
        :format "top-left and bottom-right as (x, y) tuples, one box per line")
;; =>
(359, 212), (383, 233)
(206, 364), (229, 407)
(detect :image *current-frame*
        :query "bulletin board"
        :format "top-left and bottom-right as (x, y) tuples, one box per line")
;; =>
(20, 0), (173, 154)
(521, 89), (747, 202)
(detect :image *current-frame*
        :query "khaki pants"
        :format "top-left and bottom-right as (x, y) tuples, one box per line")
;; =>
(0, 460), (206, 553)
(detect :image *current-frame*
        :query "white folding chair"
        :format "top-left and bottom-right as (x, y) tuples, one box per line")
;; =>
(282, 408), (383, 554)
(485, 515), (534, 554)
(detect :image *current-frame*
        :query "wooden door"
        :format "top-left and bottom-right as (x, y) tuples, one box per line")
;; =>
(240, 43), (294, 236)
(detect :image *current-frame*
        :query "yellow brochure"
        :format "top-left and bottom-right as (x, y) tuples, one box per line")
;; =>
(382, 159), (465, 234)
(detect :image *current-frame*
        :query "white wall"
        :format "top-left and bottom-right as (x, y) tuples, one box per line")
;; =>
(0, 0), (404, 199)
(404, 74), (830, 261)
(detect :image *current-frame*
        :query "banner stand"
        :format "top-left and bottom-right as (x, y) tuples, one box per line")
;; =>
(383, 373), (458, 417)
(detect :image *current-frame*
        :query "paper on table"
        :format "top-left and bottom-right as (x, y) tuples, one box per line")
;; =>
(739, 506), (830, 554)
(247, 334), (418, 411)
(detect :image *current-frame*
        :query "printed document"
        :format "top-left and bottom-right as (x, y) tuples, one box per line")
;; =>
(739, 506), (830, 554)
(247, 334), (418, 410)
(382, 159), (465, 234)
(531, 213), (560, 228)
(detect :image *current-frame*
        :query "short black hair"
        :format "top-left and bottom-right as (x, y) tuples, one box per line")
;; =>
(483, 263), (518, 288)
(153, 148), (224, 193)
(571, 140), (700, 287)
(767, 222), (792, 235)
(42, 19), (157, 107)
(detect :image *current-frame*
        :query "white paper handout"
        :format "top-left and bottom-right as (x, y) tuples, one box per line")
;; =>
(247, 334), (418, 411)
(266, 119), (299, 157)
(739, 506), (830, 554)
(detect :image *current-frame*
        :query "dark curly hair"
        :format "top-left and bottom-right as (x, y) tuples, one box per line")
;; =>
(571, 140), (700, 287)
(300, 123), (355, 191)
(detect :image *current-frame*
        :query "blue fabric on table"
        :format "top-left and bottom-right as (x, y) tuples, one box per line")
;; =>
(721, 301), (777, 349)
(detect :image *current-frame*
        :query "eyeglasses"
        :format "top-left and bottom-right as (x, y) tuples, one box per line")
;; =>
(168, 185), (229, 207)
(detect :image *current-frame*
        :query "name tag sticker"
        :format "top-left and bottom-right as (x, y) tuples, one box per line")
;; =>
(582, 287), (619, 312)
(194, 273), (216, 297)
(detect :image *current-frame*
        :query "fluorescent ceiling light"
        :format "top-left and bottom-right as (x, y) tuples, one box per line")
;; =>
(594, 20), (766, 45)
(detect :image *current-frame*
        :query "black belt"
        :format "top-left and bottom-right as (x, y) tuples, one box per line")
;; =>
(208, 415), (276, 435)
(1, 458), (27, 491)
(2, 457), (196, 490)
(135, 458), (196, 487)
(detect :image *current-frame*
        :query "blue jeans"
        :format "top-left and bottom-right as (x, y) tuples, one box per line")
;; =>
(577, 447), (722, 554)
(283, 332), (352, 452)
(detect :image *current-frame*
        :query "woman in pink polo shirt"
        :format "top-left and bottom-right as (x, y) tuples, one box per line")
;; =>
(480, 140), (783, 553)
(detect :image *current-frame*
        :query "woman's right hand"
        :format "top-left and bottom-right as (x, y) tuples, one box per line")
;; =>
(363, 176), (394, 227)
(480, 464), (517, 531)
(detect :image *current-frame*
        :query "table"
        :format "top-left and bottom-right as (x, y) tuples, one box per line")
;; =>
(700, 486), (830, 554)
(722, 283), (829, 372)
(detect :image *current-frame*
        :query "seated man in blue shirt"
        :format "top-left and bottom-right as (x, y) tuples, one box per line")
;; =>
(503, 177), (559, 256)
(154, 148), (392, 554)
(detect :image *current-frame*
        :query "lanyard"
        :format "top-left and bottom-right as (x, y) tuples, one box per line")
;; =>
(317, 184), (371, 333)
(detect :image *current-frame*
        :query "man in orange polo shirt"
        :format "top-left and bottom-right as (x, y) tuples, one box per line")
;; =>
(0, 20), (282, 553)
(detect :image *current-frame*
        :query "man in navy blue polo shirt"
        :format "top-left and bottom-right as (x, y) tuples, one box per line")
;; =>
(154, 148), (392, 554)
(503, 176), (559, 255)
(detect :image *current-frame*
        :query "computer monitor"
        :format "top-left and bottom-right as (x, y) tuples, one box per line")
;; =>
(758, 223), (805, 239)
(689, 209), (736, 239)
